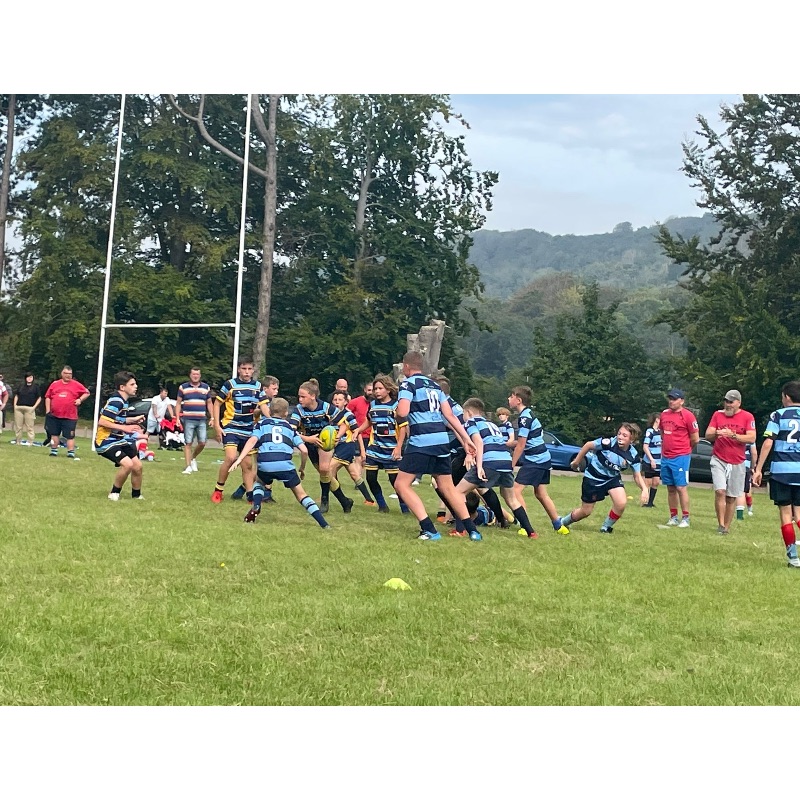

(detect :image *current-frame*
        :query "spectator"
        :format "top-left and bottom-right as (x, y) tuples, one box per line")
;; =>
(44, 366), (90, 460)
(660, 388), (700, 528)
(705, 389), (757, 535)
(146, 386), (176, 436)
(0, 372), (8, 437)
(175, 367), (214, 475)
(347, 380), (374, 459)
(327, 377), (350, 404)
(13, 373), (42, 445)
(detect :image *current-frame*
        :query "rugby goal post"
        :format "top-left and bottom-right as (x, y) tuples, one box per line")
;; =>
(90, 93), (253, 449)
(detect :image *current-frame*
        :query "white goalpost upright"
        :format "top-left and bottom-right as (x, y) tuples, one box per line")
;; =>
(90, 93), (254, 449)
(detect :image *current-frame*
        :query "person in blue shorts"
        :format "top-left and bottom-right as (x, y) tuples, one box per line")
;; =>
(556, 422), (649, 534)
(229, 398), (330, 528)
(394, 351), (481, 541)
(753, 381), (800, 568)
(328, 389), (374, 506)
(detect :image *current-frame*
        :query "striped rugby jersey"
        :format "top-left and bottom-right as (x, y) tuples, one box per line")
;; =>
(445, 394), (466, 455)
(95, 393), (132, 451)
(464, 415), (512, 471)
(330, 407), (359, 442)
(365, 400), (407, 463)
(516, 407), (552, 467)
(251, 417), (303, 474)
(643, 427), (662, 468)
(216, 378), (268, 436)
(764, 406), (800, 485)
(398, 374), (450, 456)
(177, 381), (211, 419)
(498, 420), (514, 443)
(290, 399), (333, 437)
(584, 436), (641, 485)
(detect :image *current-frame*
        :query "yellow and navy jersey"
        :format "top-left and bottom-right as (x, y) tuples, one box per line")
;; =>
(330, 407), (358, 443)
(366, 400), (407, 462)
(216, 378), (268, 436)
(95, 392), (130, 451)
(290, 399), (333, 437)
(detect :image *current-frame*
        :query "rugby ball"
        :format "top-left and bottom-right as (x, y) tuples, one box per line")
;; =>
(318, 425), (338, 452)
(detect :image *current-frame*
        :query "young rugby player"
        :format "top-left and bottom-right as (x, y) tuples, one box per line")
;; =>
(329, 390), (375, 505)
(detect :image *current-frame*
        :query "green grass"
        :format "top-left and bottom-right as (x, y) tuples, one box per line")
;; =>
(2, 436), (799, 705)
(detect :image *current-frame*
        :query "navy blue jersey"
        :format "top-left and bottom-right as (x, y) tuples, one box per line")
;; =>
(217, 378), (267, 437)
(643, 427), (662, 467)
(366, 400), (407, 463)
(330, 407), (359, 442)
(473, 506), (495, 526)
(584, 436), (641, 485)
(465, 415), (512, 471)
(398, 374), (450, 456)
(445, 395), (466, 455)
(498, 420), (514, 443)
(764, 406), (800, 485)
(252, 417), (303, 473)
(516, 407), (552, 467)
(290, 399), (333, 437)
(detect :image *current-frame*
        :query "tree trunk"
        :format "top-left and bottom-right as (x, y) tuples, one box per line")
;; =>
(251, 95), (278, 373)
(0, 94), (16, 294)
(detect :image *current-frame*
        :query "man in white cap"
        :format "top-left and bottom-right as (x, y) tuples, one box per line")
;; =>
(660, 388), (700, 527)
(705, 390), (757, 535)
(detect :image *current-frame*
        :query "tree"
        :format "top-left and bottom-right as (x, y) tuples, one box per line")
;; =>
(515, 284), (668, 442)
(657, 94), (800, 426)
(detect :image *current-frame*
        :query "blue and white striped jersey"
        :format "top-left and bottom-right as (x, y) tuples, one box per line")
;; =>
(584, 436), (641, 486)
(643, 427), (662, 467)
(464, 415), (512, 471)
(764, 406), (800, 485)
(398, 374), (451, 456)
(252, 417), (303, 473)
(366, 400), (407, 463)
(516, 407), (552, 467)
(290, 399), (333, 437)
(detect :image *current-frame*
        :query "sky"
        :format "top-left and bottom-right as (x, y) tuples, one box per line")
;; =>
(448, 94), (740, 235)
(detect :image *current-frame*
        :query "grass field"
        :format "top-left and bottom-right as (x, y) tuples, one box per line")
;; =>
(2, 435), (799, 706)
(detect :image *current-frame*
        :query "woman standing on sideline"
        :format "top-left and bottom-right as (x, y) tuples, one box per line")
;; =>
(13, 373), (42, 445)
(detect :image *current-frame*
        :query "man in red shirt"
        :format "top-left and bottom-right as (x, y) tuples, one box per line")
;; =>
(347, 380), (374, 463)
(705, 389), (757, 535)
(44, 365), (90, 459)
(660, 388), (700, 527)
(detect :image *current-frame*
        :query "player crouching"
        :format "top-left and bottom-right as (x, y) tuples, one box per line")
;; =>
(229, 398), (330, 529)
(95, 371), (147, 501)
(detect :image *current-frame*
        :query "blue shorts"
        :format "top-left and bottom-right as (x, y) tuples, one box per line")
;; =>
(400, 450), (452, 477)
(256, 468), (300, 489)
(515, 463), (551, 487)
(661, 455), (691, 487)
(463, 466), (515, 490)
(365, 455), (402, 473)
(333, 441), (357, 465)
(581, 475), (623, 504)
(183, 418), (207, 444)
(223, 431), (252, 452)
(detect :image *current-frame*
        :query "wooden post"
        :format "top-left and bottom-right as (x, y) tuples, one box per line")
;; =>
(393, 319), (447, 382)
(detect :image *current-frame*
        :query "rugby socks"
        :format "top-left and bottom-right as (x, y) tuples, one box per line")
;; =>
(514, 505), (535, 536)
(331, 485), (349, 506)
(461, 517), (479, 535)
(109, 485), (122, 497)
(670, 507), (678, 519)
(420, 516), (438, 534)
(746, 496), (753, 511)
(482, 489), (507, 527)
(320, 476), (331, 503)
(781, 523), (795, 549)
(366, 471), (386, 508)
(301, 495), (327, 527)
(214, 482), (225, 494)
(263, 483), (273, 502)
(67, 451), (77, 459)
(251, 483), (264, 510)
(602, 509), (621, 530)
(132, 488), (141, 499)
(561, 512), (575, 528)
(647, 488), (657, 506)
(245, 490), (254, 502)
(736, 505), (745, 520)
(354, 479), (374, 503)
(388, 473), (409, 513)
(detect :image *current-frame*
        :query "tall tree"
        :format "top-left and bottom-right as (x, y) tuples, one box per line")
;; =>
(657, 94), (800, 426)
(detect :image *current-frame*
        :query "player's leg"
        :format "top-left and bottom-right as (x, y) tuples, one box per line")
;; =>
(289, 478), (330, 528)
(211, 438), (239, 502)
(499, 485), (537, 537)
(365, 465), (388, 511)
(326, 453), (354, 512)
(599, 485), (628, 532)
(346, 457), (374, 504)
(432, 471), (483, 540)
(64, 419), (79, 459)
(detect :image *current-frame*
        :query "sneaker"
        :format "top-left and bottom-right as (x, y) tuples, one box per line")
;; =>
(411, 479), (420, 486)
(244, 506), (261, 523)
(107, 493), (120, 501)
(211, 489), (224, 504)
(134, 495), (145, 501)
(436, 512), (447, 521)
(182, 466), (194, 475)
(417, 530), (442, 541)
(599, 526), (613, 534)
(678, 518), (690, 528)
(49, 451), (58, 457)
(553, 517), (570, 535)
(230, 486), (246, 500)
(68, 454), (80, 461)
(666, 516), (680, 526)
(555, 525), (570, 535)
(378, 505), (390, 514)
(363, 500), (376, 506)
(448, 528), (467, 537)
(517, 528), (528, 536)
(717, 525), (729, 535)
(342, 498), (354, 514)
(748, 510), (754, 516)
(468, 531), (482, 541)
(389, 493), (398, 499)
(788, 557), (800, 568)
(320, 499), (329, 513)
(527, 531), (539, 539)
(191, 459), (198, 472)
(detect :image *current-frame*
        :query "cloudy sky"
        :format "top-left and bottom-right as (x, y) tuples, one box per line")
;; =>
(448, 94), (741, 235)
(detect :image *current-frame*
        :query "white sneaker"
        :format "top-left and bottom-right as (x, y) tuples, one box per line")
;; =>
(666, 516), (679, 526)
(411, 479), (420, 486)
(68, 456), (81, 461)
(389, 493), (398, 499)
(788, 557), (800, 568)
(748, 510), (754, 516)
(182, 466), (194, 474)
(678, 518), (690, 528)
(191, 459), (198, 472)
(108, 493), (120, 501)
(134, 495), (145, 501)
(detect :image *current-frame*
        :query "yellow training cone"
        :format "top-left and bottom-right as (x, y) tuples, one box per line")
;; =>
(384, 578), (411, 591)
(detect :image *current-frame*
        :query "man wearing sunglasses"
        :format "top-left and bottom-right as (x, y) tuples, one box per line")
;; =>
(705, 390), (757, 535)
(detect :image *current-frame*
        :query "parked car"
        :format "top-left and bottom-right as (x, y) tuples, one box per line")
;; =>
(689, 438), (713, 483)
(543, 430), (585, 471)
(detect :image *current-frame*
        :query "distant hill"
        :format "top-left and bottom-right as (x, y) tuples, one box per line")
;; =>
(469, 214), (720, 298)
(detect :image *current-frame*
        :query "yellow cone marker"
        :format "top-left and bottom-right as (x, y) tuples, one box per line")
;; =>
(384, 578), (411, 591)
